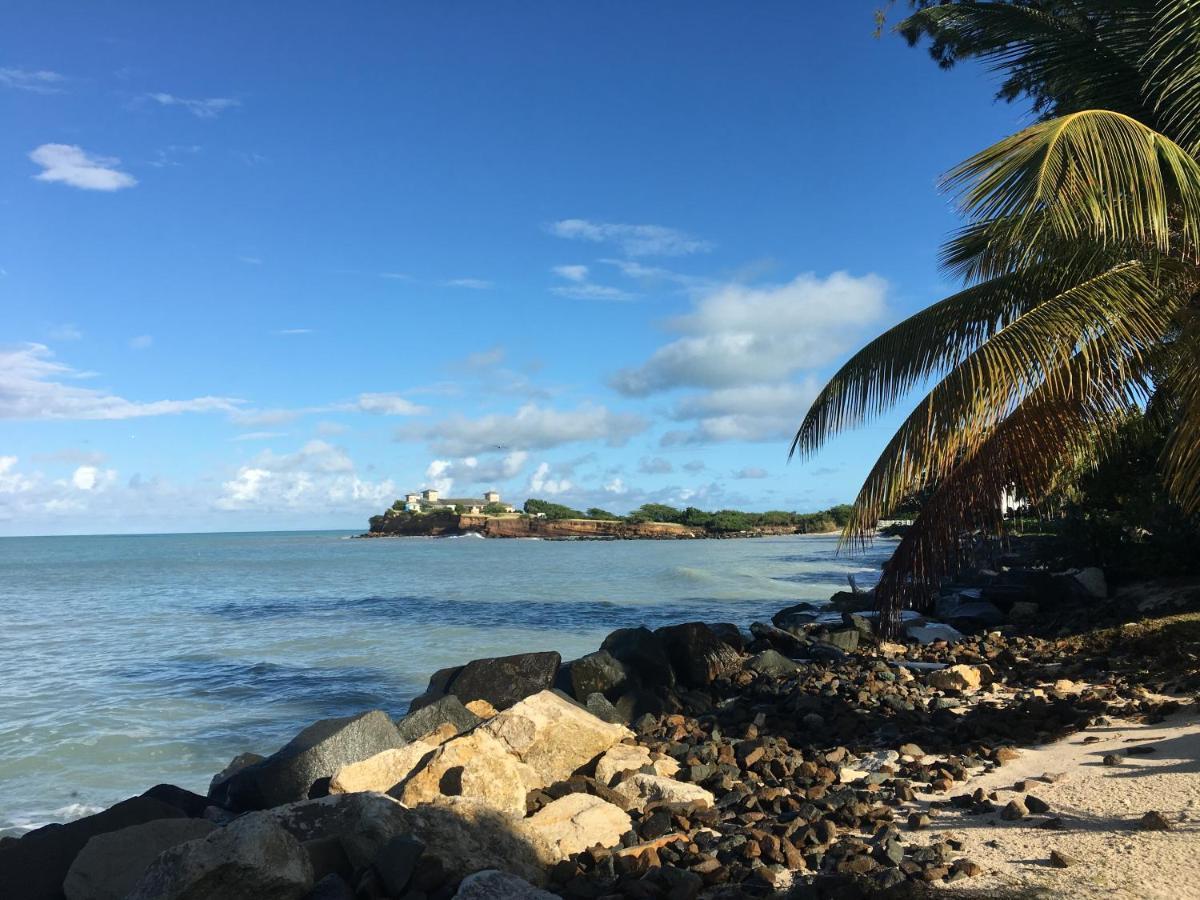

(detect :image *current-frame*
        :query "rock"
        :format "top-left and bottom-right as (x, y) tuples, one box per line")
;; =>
(396, 695), (482, 744)
(444, 652), (562, 711)
(600, 627), (676, 688)
(127, 813), (313, 900)
(898, 743), (924, 758)
(828, 591), (874, 612)
(210, 710), (404, 812)
(654, 622), (742, 687)
(1025, 795), (1051, 814)
(306, 874), (353, 900)
(595, 744), (653, 786)
(141, 784), (210, 818)
(1139, 810), (1172, 831)
(906, 623), (965, 644)
(521, 794), (631, 860)
(818, 627), (859, 653)
(209, 752), (266, 795)
(257, 792), (546, 884)
(928, 664), (982, 693)
(772, 602), (822, 633)
(1008, 600), (1040, 622)
(612, 774), (715, 812)
(936, 595), (1005, 626)
(482, 690), (631, 788)
(408, 665), (465, 712)
(1049, 849), (1078, 868)
(568, 651), (630, 700)
(63, 818), (216, 900)
(465, 699), (499, 719)
(1001, 798), (1028, 821)
(393, 730), (536, 817)
(1073, 567), (1107, 599)
(328, 742), (438, 794)
(707, 622), (746, 651)
(1102, 753), (1123, 766)
(0, 795), (186, 900)
(953, 859), (983, 877)
(453, 869), (558, 899)
(746, 649), (799, 678)
(372, 835), (424, 896)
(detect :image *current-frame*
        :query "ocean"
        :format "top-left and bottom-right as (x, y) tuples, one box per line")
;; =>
(0, 529), (892, 835)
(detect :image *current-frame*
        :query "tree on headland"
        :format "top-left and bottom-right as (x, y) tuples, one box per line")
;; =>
(523, 498), (586, 520)
(797, 1), (1200, 635)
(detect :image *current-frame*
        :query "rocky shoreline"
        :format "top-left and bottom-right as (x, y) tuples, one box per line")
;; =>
(3, 571), (1199, 900)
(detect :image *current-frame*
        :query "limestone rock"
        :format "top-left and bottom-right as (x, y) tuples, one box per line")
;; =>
(568, 650), (630, 700)
(64, 818), (215, 900)
(654, 622), (742, 687)
(210, 710), (404, 812)
(328, 742), (438, 795)
(482, 690), (631, 788)
(612, 774), (715, 811)
(928, 664), (982, 693)
(453, 869), (558, 899)
(396, 695), (481, 745)
(520, 794), (631, 860)
(127, 814), (313, 900)
(595, 744), (653, 786)
(465, 699), (498, 719)
(393, 730), (536, 817)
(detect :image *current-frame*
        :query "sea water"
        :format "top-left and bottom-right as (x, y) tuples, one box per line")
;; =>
(0, 530), (892, 834)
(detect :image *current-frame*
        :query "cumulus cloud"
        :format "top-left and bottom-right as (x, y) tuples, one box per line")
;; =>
(148, 93), (240, 118)
(71, 465), (116, 491)
(216, 440), (393, 511)
(0, 343), (240, 420)
(412, 403), (649, 457)
(0, 67), (65, 94)
(422, 451), (529, 492)
(29, 144), (137, 191)
(529, 461), (572, 496)
(612, 272), (887, 396)
(548, 219), (712, 257)
(638, 457), (674, 475)
(660, 382), (819, 445)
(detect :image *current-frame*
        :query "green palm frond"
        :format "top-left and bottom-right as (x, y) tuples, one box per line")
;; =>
(1144, 0), (1200, 154)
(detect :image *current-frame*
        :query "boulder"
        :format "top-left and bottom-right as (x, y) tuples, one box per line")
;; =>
(0, 795), (185, 900)
(906, 622), (965, 644)
(749, 621), (810, 656)
(746, 649), (800, 678)
(584, 692), (626, 724)
(392, 730), (536, 818)
(209, 710), (404, 812)
(828, 591), (874, 612)
(654, 622), (742, 687)
(520, 794), (631, 861)
(594, 744), (653, 786)
(407, 665), (465, 713)
(612, 774), (715, 812)
(141, 784), (210, 818)
(1008, 600), (1040, 622)
(209, 752), (265, 795)
(64, 818), (216, 900)
(372, 835), (424, 896)
(443, 652), (561, 710)
(464, 699), (498, 719)
(396, 696), (481, 745)
(328, 742), (438, 795)
(453, 869), (559, 899)
(567, 651), (630, 700)
(600, 627), (676, 688)
(706, 622), (746, 651)
(928, 664), (982, 693)
(127, 814), (313, 900)
(1073, 567), (1107, 599)
(772, 602), (822, 633)
(482, 690), (632, 788)
(817, 627), (859, 653)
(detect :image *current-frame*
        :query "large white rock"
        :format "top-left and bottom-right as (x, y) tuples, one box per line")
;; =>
(392, 730), (537, 818)
(520, 794), (631, 860)
(64, 818), (216, 900)
(328, 742), (437, 794)
(482, 690), (631, 787)
(594, 744), (652, 787)
(612, 773), (715, 811)
(127, 814), (312, 900)
(928, 664), (982, 693)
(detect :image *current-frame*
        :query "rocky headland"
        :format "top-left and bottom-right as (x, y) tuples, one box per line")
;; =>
(4, 567), (1199, 900)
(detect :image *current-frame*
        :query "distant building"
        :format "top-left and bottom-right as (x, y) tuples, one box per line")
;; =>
(401, 489), (514, 515)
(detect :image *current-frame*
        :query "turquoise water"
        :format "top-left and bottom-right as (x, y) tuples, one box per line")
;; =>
(0, 530), (891, 834)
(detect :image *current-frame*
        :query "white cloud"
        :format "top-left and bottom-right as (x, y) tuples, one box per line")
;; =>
(0, 67), (65, 94)
(275, 328), (311, 335)
(682, 460), (707, 473)
(611, 272), (887, 396)
(423, 451), (529, 490)
(549, 219), (712, 257)
(148, 93), (240, 118)
(316, 420), (348, 436)
(29, 144), (137, 191)
(662, 382), (819, 445)
(552, 265), (589, 282)
(128, 334), (153, 350)
(638, 457), (674, 475)
(413, 403), (649, 457)
(463, 346), (506, 369)
(71, 465), (116, 491)
(603, 476), (628, 495)
(379, 272), (411, 281)
(354, 393), (430, 416)
(443, 278), (492, 290)
(529, 462), (572, 496)
(551, 283), (633, 302)
(231, 431), (287, 441)
(0, 456), (37, 494)
(48, 323), (83, 341)
(0, 343), (240, 420)
(216, 440), (393, 511)
(734, 466), (769, 479)
(424, 460), (454, 495)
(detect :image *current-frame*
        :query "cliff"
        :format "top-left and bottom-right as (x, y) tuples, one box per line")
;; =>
(364, 511), (704, 540)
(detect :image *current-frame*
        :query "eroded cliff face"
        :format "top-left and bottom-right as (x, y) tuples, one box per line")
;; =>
(364, 512), (703, 539)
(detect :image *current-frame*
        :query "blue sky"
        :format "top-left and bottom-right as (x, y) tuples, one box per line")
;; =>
(0, 2), (1029, 535)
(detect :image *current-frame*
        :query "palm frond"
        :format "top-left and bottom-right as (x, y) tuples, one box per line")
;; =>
(1144, 0), (1200, 154)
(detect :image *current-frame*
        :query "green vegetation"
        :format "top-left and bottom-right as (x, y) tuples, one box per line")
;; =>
(796, 1), (1200, 634)
(522, 498), (586, 520)
(482, 502), (510, 515)
(515, 500), (855, 534)
(585, 507), (621, 520)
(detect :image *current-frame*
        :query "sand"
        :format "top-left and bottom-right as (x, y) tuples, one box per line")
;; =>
(915, 705), (1200, 899)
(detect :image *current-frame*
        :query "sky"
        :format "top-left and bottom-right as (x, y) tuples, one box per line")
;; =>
(0, 2), (1030, 536)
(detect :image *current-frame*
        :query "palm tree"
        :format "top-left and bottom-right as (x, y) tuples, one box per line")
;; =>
(794, 1), (1200, 636)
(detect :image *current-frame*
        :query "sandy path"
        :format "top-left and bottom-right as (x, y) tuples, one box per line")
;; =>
(917, 705), (1200, 899)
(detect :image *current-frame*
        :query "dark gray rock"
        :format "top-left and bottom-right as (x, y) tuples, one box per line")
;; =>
(745, 649), (800, 678)
(568, 650), (630, 700)
(304, 874), (353, 900)
(600, 627), (676, 689)
(209, 752), (266, 795)
(706, 622), (746, 652)
(209, 710), (404, 812)
(142, 784), (210, 817)
(654, 622), (742, 687)
(396, 695), (481, 744)
(373, 835), (424, 895)
(406, 665), (465, 713)
(583, 692), (626, 724)
(749, 621), (810, 656)
(0, 795), (185, 900)
(818, 627), (859, 653)
(772, 602), (822, 634)
(454, 869), (558, 899)
(63, 818), (215, 900)
(441, 652), (561, 710)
